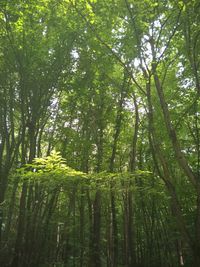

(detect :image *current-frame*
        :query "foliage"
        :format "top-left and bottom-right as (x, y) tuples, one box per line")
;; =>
(0, 0), (199, 266)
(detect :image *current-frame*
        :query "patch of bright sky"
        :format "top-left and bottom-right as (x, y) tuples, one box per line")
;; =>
(71, 49), (79, 60)
(70, 48), (79, 73)
(176, 62), (194, 90)
(42, 26), (47, 36)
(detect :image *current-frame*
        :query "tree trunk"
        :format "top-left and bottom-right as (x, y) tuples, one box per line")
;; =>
(90, 190), (101, 267)
(10, 181), (28, 267)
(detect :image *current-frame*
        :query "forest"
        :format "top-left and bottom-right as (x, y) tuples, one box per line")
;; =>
(0, 0), (199, 266)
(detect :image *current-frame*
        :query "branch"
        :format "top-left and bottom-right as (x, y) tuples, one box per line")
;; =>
(68, 0), (146, 96)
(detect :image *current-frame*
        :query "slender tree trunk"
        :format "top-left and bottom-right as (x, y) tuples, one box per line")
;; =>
(10, 181), (28, 267)
(108, 190), (118, 267)
(108, 75), (129, 266)
(152, 64), (197, 186)
(90, 190), (101, 267)
(4, 176), (20, 241)
(151, 59), (200, 264)
(129, 93), (139, 172)
(0, 170), (8, 247)
(79, 186), (85, 267)
(145, 73), (194, 254)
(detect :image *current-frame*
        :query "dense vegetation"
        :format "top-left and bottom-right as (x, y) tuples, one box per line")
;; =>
(0, 0), (199, 266)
